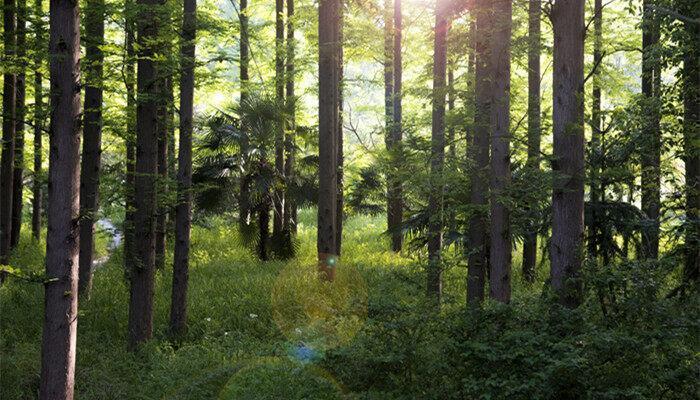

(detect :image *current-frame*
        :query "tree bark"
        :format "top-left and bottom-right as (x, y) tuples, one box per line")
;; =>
(383, 0), (397, 250)
(11, 0), (26, 249)
(522, 0), (540, 282)
(335, 5), (344, 257)
(1, 0), (17, 266)
(170, 0), (195, 336)
(640, 0), (661, 260)
(488, 0), (512, 303)
(78, 0), (105, 297)
(550, 0), (585, 308)
(388, 0), (403, 252)
(273, 0), (285, 239)
(155, 76), (170, 270)
(39, 0), (81, 396)
(128, 0), (160, 350)
(31, 0), (43, 240)
(427, 0), (448, 303)
(317, 0), (340, 278)
(587, 0), (603, 261)
(239, 0), (251, 227)
(467, 1), (490, 305)
(123, 4), (136, 275)
(284, 0), (296, 233)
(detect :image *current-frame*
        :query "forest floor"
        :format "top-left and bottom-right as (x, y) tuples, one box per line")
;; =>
(1, 209), (697, 399)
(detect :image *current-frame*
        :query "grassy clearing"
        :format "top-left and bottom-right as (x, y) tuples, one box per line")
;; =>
(1, 210), (697, 399)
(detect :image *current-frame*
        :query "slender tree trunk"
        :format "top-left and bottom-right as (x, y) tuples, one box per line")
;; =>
(383, 0), (396, 249)
(588, 0), (602, 261)
(335, 5), (344, 257)
(284, 0), (296, 233)
(239, 0), (251, 227)
(123, 0), (136, 276)
(169, 0), (195, 336)
(31, 0), (43, 240)
(317, 0), (340, 279)
(467, 1), (490, 305)
(128, 0), (160, 350)
(388, 0), (403, 252)
(640, 0), (661, 260)
(522, 0), (540, 283)
(488, 0), (512, 303)
(447, 67), (455, 161)
(259, 199), (270, 261)
(39, 0), (81, 396)
(427, 0), (447, 302)
(273, 0), (285, 239)
(155, 76), (170, 270)
(682, 7), (699, 284)
(550, 0), (585, 308)
(0, 0), (17, 267)
(78, 0), (105, 297)
(11, 0), (26, 249)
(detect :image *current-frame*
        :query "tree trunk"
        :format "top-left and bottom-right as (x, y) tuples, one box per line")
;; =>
(588, 0), (602, 261)
(488, 0), (512, 303)
(467, 1), (490, 305)
(388, 0), (403, 252)
(383, 0), (397, 250)
(169, 0), (195, 337)
(273, 0), (285, 240)
(640, 0), (661, 260)
(335, 5), (344, 257)
(78, 0), (105, 297)
(239, 0), (251, 226)
(682, 7), (699, 284)
(0, 0), (17, 267)
(522, 0), (540, 283)
(128, 0), (160, 350)
(39, 0), (81, 396)
(258, 201), (270, 261)
(427, 0), (447, 303)
(123, 0), (136, 276)
(155, 76), (170, 270)
(31, 0), (43, 240)
(11, 0), (26, 249)
(550, 0), (585, 308)
(317, 0), (340, 279)
(284, 0), (296, 233)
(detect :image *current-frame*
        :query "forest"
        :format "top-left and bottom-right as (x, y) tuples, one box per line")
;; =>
(0, 0), (698, 398)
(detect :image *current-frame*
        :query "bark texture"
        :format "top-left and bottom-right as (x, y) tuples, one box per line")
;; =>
(11, 0), (26, 249)
(39, 0), (81, 396)
(1, 0), (17, 266)
(550, 0), (585, 308)
(78, 0), (105, 297)
(388, 0), (403, 252)
(283, 0), (296, 233)
(273, 0), (285, 239)
(31, 0), (43, 240)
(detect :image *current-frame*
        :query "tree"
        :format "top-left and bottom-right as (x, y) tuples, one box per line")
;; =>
(1, 0), (17, 267)
(318, 0), (341, 279)
(170, 0), (196, 337)
(273, 0), (285, 239)
(128, 0), (161, 349)
(427, 0), (448, 302)
(283, 0), (296, 233)
(587, 0), (603, 260)
(239, 0), (251, 227)
(10, 0), (26, 249)
(467, 1), (490, 305)
(39, 0), (81, 395)
(31, 0), (44, 240)
(78, 0), (105, 297)
(550, 0), (585, 307)
(123, 0), (136, 274)
(156, 75), (170, 270)
(386, 0), (403, 252)
(488, 0), (512, 303)
(522, 0), (541, 282)
(640, 0), (661, 260)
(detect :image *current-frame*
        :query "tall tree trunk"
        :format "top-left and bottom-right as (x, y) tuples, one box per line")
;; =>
(588, 0), (603, 261)
(335, 5), (344, 257)
(317, 0), (340, 279)
(682, 6), (699, 284)
(284, 0), (296, 233)
(383, 0), (396, 249)
(39, 0), (81, 396)
(0, 0), (17, 267)
(447, 67), (455, 161)
(128, 0), (160, 350)
(155, 76), (170, 270)
(488, 0), (512, 303)
(467, 1), (490, 305)
(427, 0), (447, 303)
(522, 0), (540, 283)
(31, 0), (43, 240)
(10, 0), (26, 249)
(273, 0), (285, 239)
(388, 0), (403, 252)
(640, 0), (661, 260)
(78, 0), (105, 297)
(550, 0), (585, 308)
(239, 0), (251, 227)
(123, 0), (136, 276)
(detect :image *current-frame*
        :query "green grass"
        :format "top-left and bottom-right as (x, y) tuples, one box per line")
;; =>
(1, 210), (697, 399)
